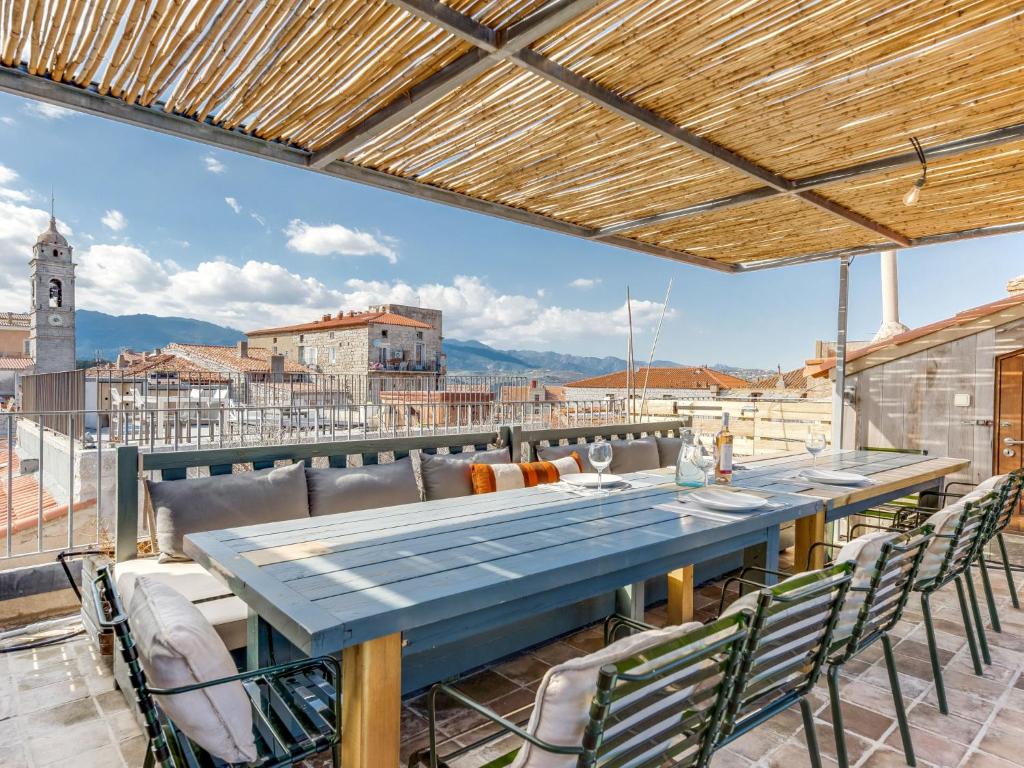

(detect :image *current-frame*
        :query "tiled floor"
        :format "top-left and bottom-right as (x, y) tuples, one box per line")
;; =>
(2, 564), (1024, 768)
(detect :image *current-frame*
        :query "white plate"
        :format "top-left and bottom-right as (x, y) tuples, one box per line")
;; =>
(562, 473), (626, 488)
(799, 468), (871, 486)
(684, 489), (768, 512)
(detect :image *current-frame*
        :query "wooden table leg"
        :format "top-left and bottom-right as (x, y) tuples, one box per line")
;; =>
(342, 633), (402, 768)
(667, 566), (694, 624)
(795, 511), (826, 571)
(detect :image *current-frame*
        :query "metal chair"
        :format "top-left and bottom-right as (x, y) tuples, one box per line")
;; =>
(912, 496), (1000, 715)
(715, 564), (854, 768)
(823, 526), (932, 768)
(92, 566), (341, 768)
(971, 472), (1024, 632)
(416, 613), (749, 768)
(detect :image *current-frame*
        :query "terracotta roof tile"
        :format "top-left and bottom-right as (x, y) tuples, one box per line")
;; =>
(165, 343), (309, 374)
(0, 357), (33, 371)
(0, 312), (29, 329)
(0, 449), (95, 538)
(248, 311), (431, 336)
(750, 368), (814, 390)
(566, 366), (750, 390)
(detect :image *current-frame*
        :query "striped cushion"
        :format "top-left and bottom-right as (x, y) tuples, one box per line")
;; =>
(471, 454), (583, 494)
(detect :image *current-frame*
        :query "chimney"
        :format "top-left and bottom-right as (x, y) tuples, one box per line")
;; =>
(237, 340), (248, 358)
(270, 354), (285, 382)
(321, 314), (331, 322)
(336, 310), (345, 319)
(1007, 276), (1024, 295)
(872, 250), (910, 342)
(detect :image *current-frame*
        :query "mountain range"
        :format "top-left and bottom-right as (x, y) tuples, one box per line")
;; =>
(74, 311), (771, 380)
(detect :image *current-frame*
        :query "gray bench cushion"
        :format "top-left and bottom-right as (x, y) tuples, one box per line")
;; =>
(306, 458), (420, 516)
(148, 461), (309, 562)
(420, 447), (511, 500)
(656, 436), (683, 468)
(609, 436), (661, 474)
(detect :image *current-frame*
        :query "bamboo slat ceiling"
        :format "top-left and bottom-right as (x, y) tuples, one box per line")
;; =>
(0, 0), (1022, 271)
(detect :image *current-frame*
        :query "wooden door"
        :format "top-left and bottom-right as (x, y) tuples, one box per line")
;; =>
(995, 350), (1024, 530)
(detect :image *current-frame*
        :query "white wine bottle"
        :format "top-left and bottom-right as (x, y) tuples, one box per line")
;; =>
(714, 412), (734, 485)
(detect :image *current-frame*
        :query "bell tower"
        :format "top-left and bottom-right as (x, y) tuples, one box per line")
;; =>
(28, 208), (76, 373)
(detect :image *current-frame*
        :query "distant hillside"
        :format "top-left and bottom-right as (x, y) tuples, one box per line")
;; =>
(76, 310), (245, 361)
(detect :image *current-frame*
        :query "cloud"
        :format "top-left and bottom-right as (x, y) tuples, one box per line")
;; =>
(101, 209), (127, 231)
(0, 116), (14, 125)
(23, 101), (74, 120)
(250, 212), (266, 227)
(570, 277), (602, 288)
(284, 219), (397, 264)
(224, 196), (241, 214)
(204, 155), (225, 174)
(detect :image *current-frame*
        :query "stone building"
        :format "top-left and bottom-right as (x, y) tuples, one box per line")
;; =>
(28, 216), (76, 373)
(246, 305), (444, 376)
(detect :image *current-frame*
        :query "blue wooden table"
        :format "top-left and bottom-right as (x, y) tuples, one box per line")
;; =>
(185, 472), (819, 768)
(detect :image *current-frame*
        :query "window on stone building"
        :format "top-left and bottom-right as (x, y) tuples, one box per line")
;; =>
(381, 329), (388, 338)
(52, 249), (58, 258)
(415, 342), (424, 366)
(48, 279), (62, 308)
(416, 331), (423, 340)
(329, 347), (336, 364)
(329, 331), (335, 339)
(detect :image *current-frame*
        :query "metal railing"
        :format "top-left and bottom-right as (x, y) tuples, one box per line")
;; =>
(0, 399), (626, 566)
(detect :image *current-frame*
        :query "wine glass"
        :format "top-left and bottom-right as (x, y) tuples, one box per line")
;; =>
(692, 433), (715, 486)
(805, 426), (827, 468)
(588, 440), (613, 491)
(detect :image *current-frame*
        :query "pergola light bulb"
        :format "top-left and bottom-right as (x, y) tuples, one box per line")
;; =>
(903, 183), (921, 206)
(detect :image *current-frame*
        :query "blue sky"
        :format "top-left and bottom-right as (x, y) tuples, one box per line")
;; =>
(0, 91), (1020, 370)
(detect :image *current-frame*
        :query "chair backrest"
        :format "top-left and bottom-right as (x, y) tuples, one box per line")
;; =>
(831, 525), (933, 663)
(521, 420), (688, 462)
(91, 566), (175, 768)
(581, 614), (748, 768)
(722, 564), (852, 739)
(933, 494), (1000, 586)
(991, 470), (1024, 535)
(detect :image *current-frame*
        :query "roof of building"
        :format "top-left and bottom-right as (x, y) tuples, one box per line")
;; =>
(0, 357), (33, 371)
(248, 311), (432, 336)
(36, 216), (68, 247)
(810, 291), (1024, 377)
(88, 352), (231, 383)
(750, 368), (818, 390)
(165, 343), (309, 374)
(0, 448), (94, 538)
(0, 312), (29, 329)
(566, 366), (751, 390)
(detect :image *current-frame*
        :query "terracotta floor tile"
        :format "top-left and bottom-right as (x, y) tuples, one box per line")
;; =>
(964, 750), (1024, 768)
(765, 738), (839, 767)
(809, 719), (873, 765)
(907, 701), (985, 746)
(839, 679), (900, 717)
(452, 668), (522, 703)
(886, 725), (968, 767)
(859, 746), (935, 768)
(491, 653), (550, 687)
(531, 641), (583, 666)
(977, 727), (1024, 767)
(819, 699), (895, 741)
(894, 637), (956, 666)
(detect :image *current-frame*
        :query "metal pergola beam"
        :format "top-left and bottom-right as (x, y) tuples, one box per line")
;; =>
(598, 121), (1024, 237)
(309, 0), (601, 169)
(0, 65), (736, 274)
(374, 0), (912, 246)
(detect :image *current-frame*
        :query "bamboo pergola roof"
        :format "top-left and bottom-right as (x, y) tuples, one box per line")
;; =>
(2, 0), (1023, 272)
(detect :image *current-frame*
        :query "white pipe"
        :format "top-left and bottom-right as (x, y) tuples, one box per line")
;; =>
(873, 250), (909, 342)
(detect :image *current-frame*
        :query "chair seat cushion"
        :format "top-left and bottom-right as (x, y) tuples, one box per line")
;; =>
(129, 576), (257, 764)
(115, 558), (248, 650)
(305, 458), (420, 516)
(959, 474), (1007, 505)
(513, 621), (704, 768)
(471, 455), (582, 494)
(609, 436), (661, 474)
(419, 447), (511, 500)
(537, 444), (595, 472)
(148, 461), (309, 562)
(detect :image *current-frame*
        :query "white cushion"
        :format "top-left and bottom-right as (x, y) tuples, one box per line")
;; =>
(512, 621), (704, 768)
(129, 577), (257, 763)
(917, 504), (966, 581)
(959, 474), (1007, 505)
(116, 558), (248, 650)
(832, 531), (899, 641)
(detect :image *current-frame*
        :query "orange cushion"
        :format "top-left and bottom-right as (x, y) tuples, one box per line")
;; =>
(471, 453), (583, 494)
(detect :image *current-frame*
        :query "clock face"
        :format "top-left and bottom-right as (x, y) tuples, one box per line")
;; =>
(47, 314), (64, 327)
